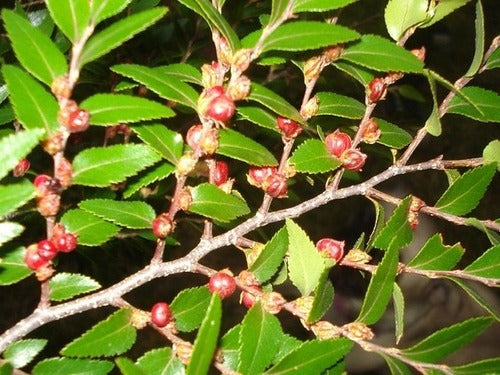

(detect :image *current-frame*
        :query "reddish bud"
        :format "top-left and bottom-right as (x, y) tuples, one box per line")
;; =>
(240, 288), (260, 308)
(322, 44), (344, 62)
(67, 109), (90, 133)
(231, 48), (252, 72)
(178, 188), (192, 211)
(367, 77), (387, 103)
(341, 148), (367, 171)
(37, 193), (61, 217)
(151, 302), (172, 328)
(201, 63), (221, 89)
(277, 117), (302, 139)
(208, 271), (236, 299)
(200, 128), (219, 155)
(304, 55), (325, 83)
(247, 166), (277, 188)
(51, 75), (71, 100)
(411, 46), (426, 62)
(55, 233), (78, 253)
(43, 132), (65, 155)
(217, 36), (232, 66)
(316, 238), (345, 262)
(13, 159), (30, 177)
(261, 292), (286, 314)
(37, 239), (58, 261)
(361, 118), (381, 144)
(25, 244), (50, 270)
(206, 94), (235, 122)
(262, 173), (288, 198)
(176, 152), (198, 176)
(152, 213), (174, 239)
(325, 130), (352, 158)
(213, 161), (229, 186)
(34, 174), (53, 197)
(227, 75), (251, 101)
(300, 96), (319, 120)
(54, 155), (73, 188)
(186, 125), (203, 150)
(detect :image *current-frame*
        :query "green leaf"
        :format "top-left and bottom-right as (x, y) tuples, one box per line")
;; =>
(81, 94), (175, 126)
(155, 64), (203, 86)
(189, 183), (250, 222)
(407, 234), (464, 271)
(464, 1), (484, 77)
(0, 222), (24, 246)
(289, 139), (341, 174)
(435, 163), (496, 216)
(341, 34), (424, 73)
(286, 219), (325, 296)
(249, 83), (303, 124)
(464, 243), (500, 278)
(218, 129), (278, 166)
(265, 338), (353, 374)
(2, 65), (59, 133)
(244, 22), (359, 53)
(79, 199), (155, 229)
(33, 358), (114, 375)
(333, 61), (375, 86)
(238, 303), (282, 375)
(448, 278), (500, 321)
(112, 64), (199, 110)
(0, 128), (45, 181)
(401, 317), (493, 362)
(380, 355), (412, 375)
(357, 242), (399, 325)
(393, 283), (405, 344)
(61, 309), (137, 357)
(49, 272), (101, 301)
(79, 7), (168, 66)
(133, 124), (183, 164)
(90, 0), (133, 25)
(61, 209), (120, 246)
(177, 0), (240, 52)
(447, 86), (500, 123)
(73, 144), (162, 187)
(423, 69), (442, 136)
(366, 197), (386, 251)
(250, 226), (288, 283)
(0, 180), (36, 218)
(136, 347), (184, 375)
(2, 10), (68, 85)
(0, 105), (15, 126)
(307, 269), (334, 323)
(170, 286), (212, 332)
(123, 163), (174, 199)
(237, 106), (280, 132)
(465, 217), (500, 246)
(116, 357), (145, 375)
(373, 196), (413, 252)
(4, 339), (47, 369)
(316, 92), (364, 119)
(293, 0), (357, 13)
(186, 294), (221, 375)
(452, 357), (500, 374)
(376, 118), (412, 149)
(268, 0), (290, 26)
(0, 246), (31, 285)
(45, 0), (90, 42)
(483, 140), (500, 172)
(384, 0), (429, 42)
(484, 47), (500, 70)
(421, 0), (473, 28)
(272, 334), (302, 364)
(220, 325), (241, 371)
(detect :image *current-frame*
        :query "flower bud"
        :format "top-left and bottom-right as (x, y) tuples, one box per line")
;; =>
(231, 48), (252, 72)
(277, 117), (302, 139)
(361, 118), (381, 144)
(240, 287), (261, 308)
(300, 96), (319, 120)
(217, 36), (232, 66)
(262, 173), (288, 198)
(13, 159), (30, 177)
(411, 46), (426, 62)
(312, 321), (341, 340)
(367, 77), (387, 104)
(176, 152), (198, 176)
(37, 193), (60, 217)
(315, 238), (345, 262)
(341, 148), (367, 171)
(201, 63), (220, 88)
(261, 292), (286, 314)
(292, 296), (314, 319)
(325, 130), (352, 158)
(43, 132), (65, 155)
(247, 166), (277, 188)
(213, 161), (229, 187)
(345, 249), (372, 263)
(304, 55), (325, 83)
(54, 155), (73, 188)
(152, 213), (175, 239)
(200, 128), (219, 155)
(237, 270), (259, 287)
(227, 75), (251, 101)
(51, 75), (71, 100)
(173, 341), (193, 365)
(322, 44), (344, 63)
(344, 322), (374, 340)
(178, 188), (192, 211)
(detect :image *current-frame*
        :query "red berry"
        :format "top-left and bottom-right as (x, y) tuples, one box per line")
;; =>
(151, 302), (172, 328)
(277, 117), (302, 139)
(213, 161), (229, 186)
(37, 239), (58, 261)
(208, 272), (236, 299)
(325, 130), (352, 158)
(34, 174), (53, 197)
(262, 173), (287, 198)
(206, 94), (235, 122)
(13, 159), (30, 177)
(240, 286), (261, 308)
(152, 213), (174, 239)
(316, 238), (345, 262)
(247, 166), (277, 188)
(341, 148), (367, 171)
(367, 77), (387, 103)
(186, 124), (203, 150)
(25, 244), (50, 270)
(67, 108), (90, 133)
(55, 233), (78, 253)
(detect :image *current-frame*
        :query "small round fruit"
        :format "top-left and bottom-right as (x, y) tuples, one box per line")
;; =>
(55, 233), (78, 253)
(206, 94), (235, 122)
(341, 148), (367, 171)
(151, 302), (172, 328)
(208, 272), (236, 299)
(367, 78), (387, 103)
(152, 213), (174, 239)
(25, 244), (50, 270)
(247, 166), (277, 188)
(277, 117), (302, 139)
(67, 108), (90, 133)
(325, 130), (352, 158)
(262, 173), (287, 198)
(316, 238), (345, 262)
(213, 161), (229, 186)
(186, 124), (203, 150)
(13, 159), (30, 177)
(33, 174), (53, 197)
(37, 239), (58, 261)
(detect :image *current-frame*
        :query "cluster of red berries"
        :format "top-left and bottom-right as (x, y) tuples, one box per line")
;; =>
(324, 130), (367, 171)
(151, 302), (173, 328)
(247, 166), (287, 198)
(24, 224), (78, 271)
(315, 237), (345, 262)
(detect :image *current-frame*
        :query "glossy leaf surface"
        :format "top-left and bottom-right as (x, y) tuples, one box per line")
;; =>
(49, 273), (101, 301)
